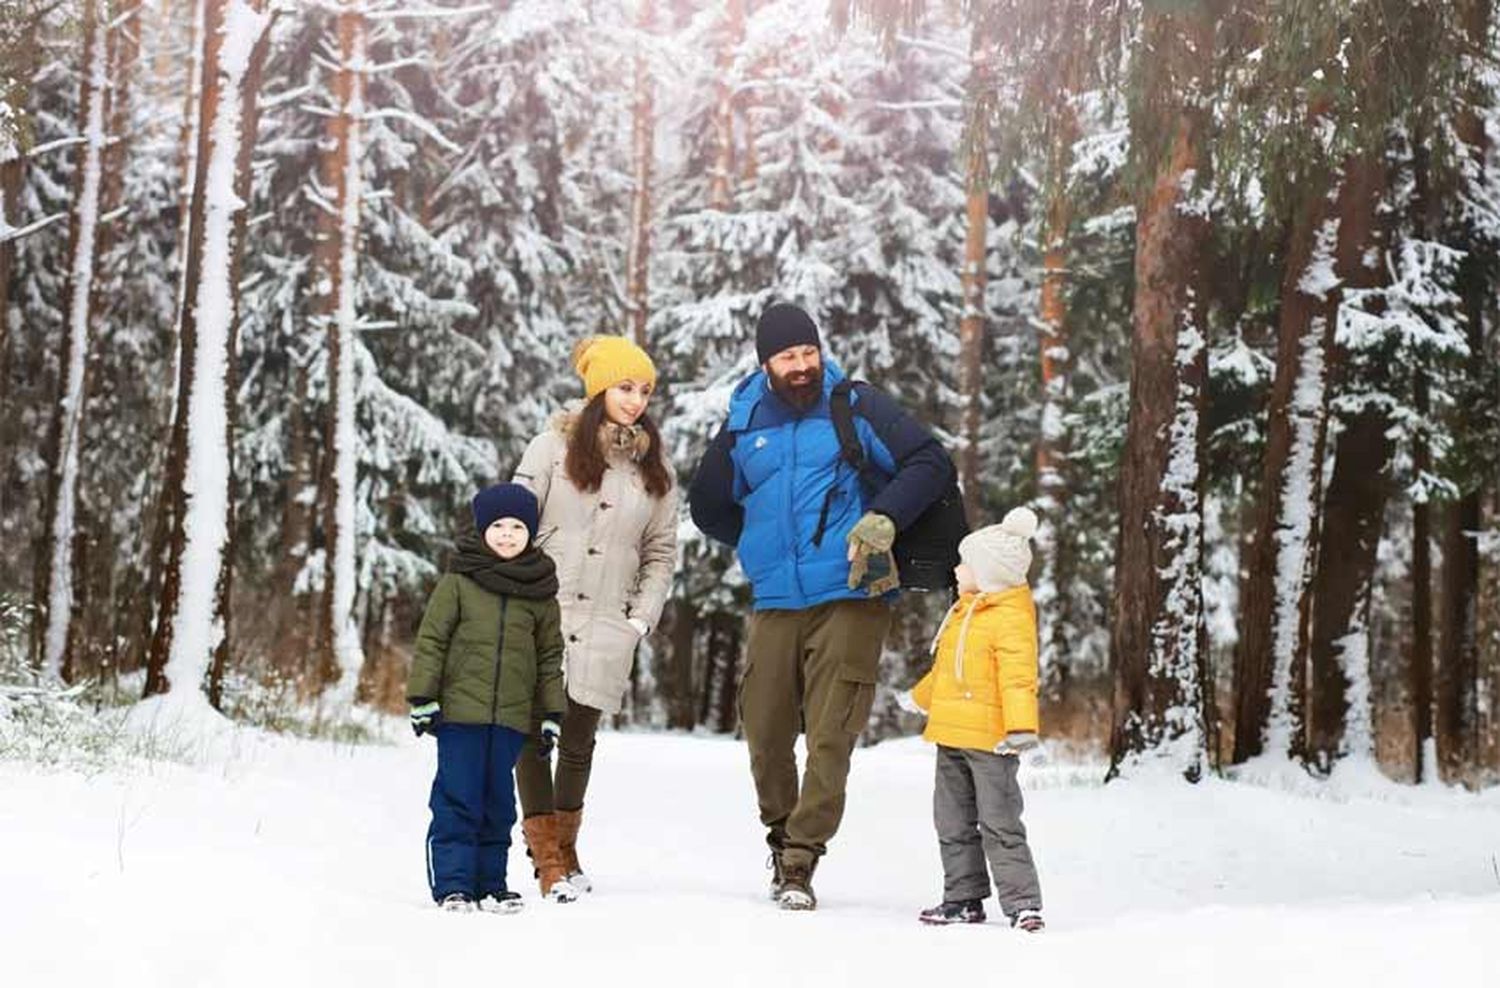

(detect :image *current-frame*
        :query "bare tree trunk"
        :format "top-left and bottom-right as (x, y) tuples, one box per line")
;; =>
(1411, 371), (1434, 780)
(1106, 5), (1214, 781)
(35, 0), (110, 679)
(1300, 154), (1390, 772)
(707, 0), (743, 211)
(955, 22), (993, 515)
(1436, 0), (1494, 786)
(1478, 489), (1500, 777)
(314, 0), (366, 704)
(624, 0), (655, 347)
(144, 0), (270, 700)
(666, 598), (698, 730)
(1231, 173), (1340, 764)
(131, 0), (206, 682)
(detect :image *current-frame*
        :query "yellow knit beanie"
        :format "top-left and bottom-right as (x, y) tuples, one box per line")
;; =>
(571, 335), (657, 399)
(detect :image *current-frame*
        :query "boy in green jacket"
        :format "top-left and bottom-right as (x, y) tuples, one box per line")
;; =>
(407, 483), (566, 913)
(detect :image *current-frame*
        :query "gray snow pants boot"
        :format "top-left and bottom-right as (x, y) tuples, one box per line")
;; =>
(933, 744), (1042, 917)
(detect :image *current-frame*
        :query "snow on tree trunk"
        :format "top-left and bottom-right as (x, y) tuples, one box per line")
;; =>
(1411, 369), (1435, 781)
(133, 0), (207, 680)
(1234, 204), (1340, 764)
(1107, 4), (1214, 782)
(145, 0), (270, 707)
(625, 0), (655, 348)
(37, 0), (109, 680)
(1303, 156), (1390, 773)
(317, 0), (367, 707)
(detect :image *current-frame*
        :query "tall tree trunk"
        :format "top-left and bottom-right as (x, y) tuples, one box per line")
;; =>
(1411, 371), (1434, 781)
(1436, 0), (1494, 786)
(144, 0), (271, 701)
(1107, 5), (1214, 782)
(315, 0), (366, 705)
(624, 0), (655, 347)
(1034, 77), (1078, 692)
(956, 21), (993, 515)
(132, 0), (206, 682)
(35, 0), (110, 680)
(707, 0), (743, 211)
(1230, 172), (1341, 765)
(1302, 156), (1392, 771)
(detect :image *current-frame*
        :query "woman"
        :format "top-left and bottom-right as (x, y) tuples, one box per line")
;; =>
(511, 335), (678, 903)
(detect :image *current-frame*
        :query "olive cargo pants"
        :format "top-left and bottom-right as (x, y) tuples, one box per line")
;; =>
(739, 598), (892, 869)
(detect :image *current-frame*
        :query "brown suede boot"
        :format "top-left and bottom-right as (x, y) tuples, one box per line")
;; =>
(521, 814), (578, 903)
(555, 808), (592, 893)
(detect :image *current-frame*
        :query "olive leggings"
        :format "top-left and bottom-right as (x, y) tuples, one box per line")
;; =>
(515, 697), (604, 816)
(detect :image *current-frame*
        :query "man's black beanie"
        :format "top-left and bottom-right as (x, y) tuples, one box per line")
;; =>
(756, 303), (821, 364)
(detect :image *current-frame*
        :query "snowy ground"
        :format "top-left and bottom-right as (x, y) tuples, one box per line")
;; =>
(4, 720), (1498, 987)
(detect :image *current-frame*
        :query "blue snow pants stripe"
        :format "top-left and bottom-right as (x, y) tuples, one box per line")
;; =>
(425, 722), (527, 902)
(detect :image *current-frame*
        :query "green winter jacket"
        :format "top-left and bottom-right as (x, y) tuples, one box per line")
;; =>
(407, 550), (566, 731)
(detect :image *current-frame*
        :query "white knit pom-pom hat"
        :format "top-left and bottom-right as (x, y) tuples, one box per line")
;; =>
(958, 506), (1039, 592)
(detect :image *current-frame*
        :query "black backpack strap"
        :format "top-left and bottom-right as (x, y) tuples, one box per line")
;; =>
(812, 381), (881, 549)
(829, 380), (870, 475)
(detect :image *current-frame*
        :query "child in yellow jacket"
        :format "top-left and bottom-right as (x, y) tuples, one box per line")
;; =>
(898, 507), (1045, 932)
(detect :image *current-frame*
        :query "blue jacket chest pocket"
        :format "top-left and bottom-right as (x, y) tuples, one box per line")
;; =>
(736, 430), (783, 493)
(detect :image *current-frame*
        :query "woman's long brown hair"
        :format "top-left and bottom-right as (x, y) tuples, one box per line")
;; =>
(563, 393), (673, 499)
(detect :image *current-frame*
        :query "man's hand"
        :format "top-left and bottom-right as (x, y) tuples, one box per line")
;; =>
(994, 731), (1039, 756)
(846, 512), (897, 591)
(537, 715), (562, 758)
(409, 700), (441, 737)
(894, 690), (924, 715)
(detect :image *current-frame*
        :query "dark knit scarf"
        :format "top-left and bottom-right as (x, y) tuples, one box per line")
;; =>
(450, 534), (559, 600)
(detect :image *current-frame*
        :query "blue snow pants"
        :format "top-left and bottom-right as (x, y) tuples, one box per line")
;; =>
(425, 723), (527, 902)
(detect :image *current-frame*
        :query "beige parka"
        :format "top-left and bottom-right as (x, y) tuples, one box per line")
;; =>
(513, 409), (678, 714)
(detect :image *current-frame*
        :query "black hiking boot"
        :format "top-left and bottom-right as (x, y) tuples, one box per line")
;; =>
(919, 899), (987, 925)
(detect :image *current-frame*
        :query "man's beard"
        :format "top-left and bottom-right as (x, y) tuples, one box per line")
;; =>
(768, 365), (824, 412)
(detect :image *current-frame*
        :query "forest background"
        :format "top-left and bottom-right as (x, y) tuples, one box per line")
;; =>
(3, 0), (1498, 788)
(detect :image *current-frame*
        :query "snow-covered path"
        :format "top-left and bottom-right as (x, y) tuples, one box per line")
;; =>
(4, 728), (1498, 987)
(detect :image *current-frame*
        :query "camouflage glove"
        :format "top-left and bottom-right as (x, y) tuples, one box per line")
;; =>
(846, 512), (897, 593)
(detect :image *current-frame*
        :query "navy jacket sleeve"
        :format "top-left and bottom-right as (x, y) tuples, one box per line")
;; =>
(853, 384), (953, 532)
(688, 423), (744, 546)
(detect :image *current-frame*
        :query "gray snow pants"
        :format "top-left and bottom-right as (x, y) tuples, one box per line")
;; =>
(933, 744), (1042, 915)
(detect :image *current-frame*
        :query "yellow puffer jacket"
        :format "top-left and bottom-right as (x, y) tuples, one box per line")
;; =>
(909, 587), (1039, 751)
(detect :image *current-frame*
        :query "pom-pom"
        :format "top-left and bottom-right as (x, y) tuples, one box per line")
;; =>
(1000, 506), (1039, 540)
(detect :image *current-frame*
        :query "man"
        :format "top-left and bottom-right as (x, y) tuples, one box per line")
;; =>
(688, 302), (952, 910)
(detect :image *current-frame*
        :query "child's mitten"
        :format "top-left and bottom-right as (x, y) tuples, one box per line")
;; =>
(994, 731), (1038, 756)
(410, 700), (441, 737)
(536, 715), (563, 757)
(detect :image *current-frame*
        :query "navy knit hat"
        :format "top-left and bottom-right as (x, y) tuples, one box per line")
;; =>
(471, 483), (539, 541)
(756, 303), (821, 364)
